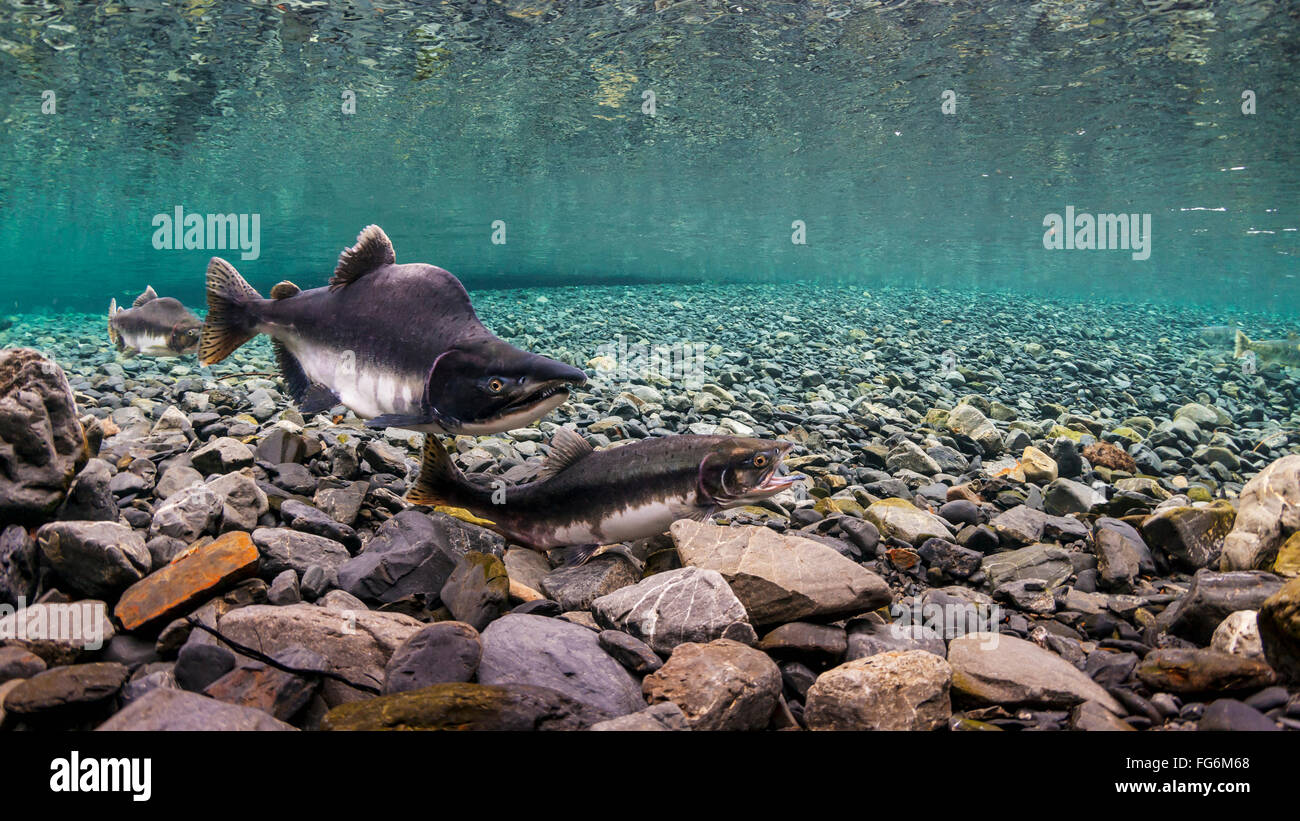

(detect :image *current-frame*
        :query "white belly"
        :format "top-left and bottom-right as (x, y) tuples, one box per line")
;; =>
(550, 496), (693, 545)
(291, 339), (423, 420)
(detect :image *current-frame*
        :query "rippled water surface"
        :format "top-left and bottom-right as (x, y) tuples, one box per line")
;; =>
(1, 0), (1297, 315)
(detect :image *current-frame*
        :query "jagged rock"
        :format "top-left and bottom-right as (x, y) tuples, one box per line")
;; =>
(589, 701), (690, 731)
(1210, 610), (1265, 660)
(1142, 501), (1237, 570)
(1258, 577), (1300, 681)
(253, 528), (351, 578)
(0, 349), (88, 524)
(337, 510), (504, 605)
(980, 544), (1073, 589)
(540, 554), (641, 611)
(191, 437), (255, 474)
(148, 483), (222, 542)
(57, 459), (117, 522)
(207, 471), (269, 533)
(439, 551), (509, 631)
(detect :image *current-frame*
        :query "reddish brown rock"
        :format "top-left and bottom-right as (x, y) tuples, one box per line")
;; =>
(1082, 442), (1137, 473)
(114, 531), (260, 632)
(1136, 648), (1277, 694)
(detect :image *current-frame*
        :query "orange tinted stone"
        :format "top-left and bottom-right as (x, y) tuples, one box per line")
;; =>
(114, 531), (260, 632)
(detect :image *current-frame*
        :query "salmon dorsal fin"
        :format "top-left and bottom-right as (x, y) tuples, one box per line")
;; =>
(537, 427), (593, 480)
(329, 224), (396, 291)
(132, 285), (158, 308)
(270, 280), (301, 299)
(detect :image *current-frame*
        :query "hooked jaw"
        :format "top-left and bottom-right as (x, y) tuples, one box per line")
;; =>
(449, 354), (586, 435)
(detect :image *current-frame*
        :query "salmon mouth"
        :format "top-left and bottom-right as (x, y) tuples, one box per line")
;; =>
(499, 380), (573, 418)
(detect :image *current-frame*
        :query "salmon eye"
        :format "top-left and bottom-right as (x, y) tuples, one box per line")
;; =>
(487, 378), (504, 393)
(753, 454), (768, 468)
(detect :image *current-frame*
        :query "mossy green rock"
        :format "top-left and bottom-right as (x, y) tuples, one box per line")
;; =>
(1048, 425), (1085, 443)
(1108, 427), (1142, 444)
(321, 682), (612, 731)
(924, 408), (950, 429)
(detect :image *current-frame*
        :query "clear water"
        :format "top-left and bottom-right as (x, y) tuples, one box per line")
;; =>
(0, 0), (1297, 315)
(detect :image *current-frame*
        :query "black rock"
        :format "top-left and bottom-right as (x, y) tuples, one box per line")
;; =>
(938, 499), (979, 527)
(174, 643), (237, 692)
(598, 630), (664, 675)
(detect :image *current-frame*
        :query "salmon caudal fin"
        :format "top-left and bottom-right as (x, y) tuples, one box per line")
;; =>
(407, 434), (472, 507)
(107, 298), (122, 350)
(1234, 329), (1251, 359)
(200, 257), (262, 365)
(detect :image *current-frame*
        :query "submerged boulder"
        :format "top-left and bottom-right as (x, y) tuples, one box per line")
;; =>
(0, 349), (88, 523)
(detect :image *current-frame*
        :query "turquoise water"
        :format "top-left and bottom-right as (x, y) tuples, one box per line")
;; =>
(0, 1), (1297, 315)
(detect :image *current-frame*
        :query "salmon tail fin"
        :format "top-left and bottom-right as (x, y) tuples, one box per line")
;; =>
(407, 434), (473, 507)
(200, 257), (262, 365)
(1234, 329), (1251, 359)
(107, 298), (121, 350)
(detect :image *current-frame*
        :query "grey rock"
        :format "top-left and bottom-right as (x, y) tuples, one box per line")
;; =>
(253, 527), (351, 577)
(479, 613), (644, 718)
(35, 521), (150, 598)
(947, 632), (1123, 713)
(148, 483), (222, 542)
(268, 569), (301, 605)
(598, 630), (664, 675)
(57, 459), (118, 522)
(439, 551), (509, 631)
(207, 471), (269, 533)
(313, 479), (368, 525)
(191, 437), (255, 474)
(1156, 569), (1285, 645)
(671, 520), (890, 625)
(337, 510), (505, 605)
(383, 621), (483, 694)
(980, 543), (1073, 589)
(589, 701), (689, 731)
(217, 603), (423, 706)
(97, 688), (297, 731)
(592, 566), (757, 654)
(0, 349), (87, 524)
(845, 615), (947, 660)
(541, 554), (641, 611)
(155, 465), (203, 499)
